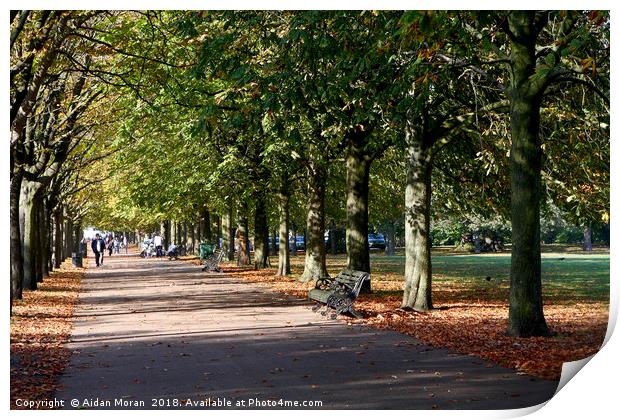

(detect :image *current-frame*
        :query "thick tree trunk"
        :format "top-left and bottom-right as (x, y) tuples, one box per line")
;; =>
(276, 189), (291, 276)
(300, 166), (328, 282)
(401, 128), (433, 311)
(346, 151), (373, 291)
(236, 201), (251, 266)
(253, 193), (270, 269)
(583, 226), (593, 251)
(506, 12), (549, 337)
(10, 171), (24, 300)
(20, 181), (38, 291)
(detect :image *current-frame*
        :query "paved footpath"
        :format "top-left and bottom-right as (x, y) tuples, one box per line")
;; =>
(56, 254), (559, 410)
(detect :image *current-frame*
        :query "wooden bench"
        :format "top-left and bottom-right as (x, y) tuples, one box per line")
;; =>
(308, 269), (369, 318)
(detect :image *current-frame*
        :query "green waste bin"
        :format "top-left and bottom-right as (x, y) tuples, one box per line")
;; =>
(199, 243), (214, 260)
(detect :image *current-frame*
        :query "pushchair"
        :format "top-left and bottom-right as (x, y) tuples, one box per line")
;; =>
(199, 243), (223, 272)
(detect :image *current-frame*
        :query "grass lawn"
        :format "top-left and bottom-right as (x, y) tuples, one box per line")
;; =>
(211, 245), (609, 380)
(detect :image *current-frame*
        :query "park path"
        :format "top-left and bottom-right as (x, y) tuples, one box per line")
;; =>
(56, 253), (559, 410)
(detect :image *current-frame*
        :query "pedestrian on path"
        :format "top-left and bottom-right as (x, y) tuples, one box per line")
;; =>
(91, 233), (106, 267)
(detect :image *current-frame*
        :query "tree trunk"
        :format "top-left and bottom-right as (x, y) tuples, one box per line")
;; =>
(276, 188), (291, 276)
(506, 12), (549, 337)
(64, 215), (73, 264)
(72, 220), (82, 267)
(20, 180), (38, 291)
(222, 203), (235, 261)
(401, 127), (433, 311)
(203, 210), (212, 244)
(345, 152), (373, 291)
(53, 210), (63, 269)
(271, 227), (277, 257)
(188, 222), (195, 254)
(253, 193), (270, 269)
(300, 165), (328, 282)
(583, 226), (593, 251)
(39, 199), (49, 279)
(291, 223), (297, 257)
(215, 214), (221, 245)
(236, 204), (251, 266)
(385, 220), (396, 256)
(10, 170), (24, 300)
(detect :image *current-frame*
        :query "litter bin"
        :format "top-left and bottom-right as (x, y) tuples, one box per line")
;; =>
(199, 243), (214, 260)
(72, 252), (83, 268)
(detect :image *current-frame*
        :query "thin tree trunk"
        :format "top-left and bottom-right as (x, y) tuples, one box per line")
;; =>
(72, 220), (82, 267)
(300, 165), (328, 282)
(291, 223), (297, 257)
(236, 201), (251, 266)
(385, 220), (396, 256)
(276, 188), (291, 276)
(254, 193), (270, 269)
(188, 222), (195, 254)
(53, 210), (63, 269)
(203, 210), (212, 244)
(583, 226), (593, 251)
(222, 203), (234, 261)
(401, 127), (433, 311)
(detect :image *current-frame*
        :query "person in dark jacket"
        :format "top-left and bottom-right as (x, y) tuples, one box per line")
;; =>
(91, 233), (106, 267)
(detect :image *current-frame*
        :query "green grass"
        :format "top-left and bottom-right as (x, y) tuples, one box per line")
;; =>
(365, 253), (610, 303)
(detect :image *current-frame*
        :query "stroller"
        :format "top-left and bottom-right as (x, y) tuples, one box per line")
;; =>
(199, 243), (223, 272)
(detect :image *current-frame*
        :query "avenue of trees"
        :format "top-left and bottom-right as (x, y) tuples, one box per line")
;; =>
(10, 11), (609, 337)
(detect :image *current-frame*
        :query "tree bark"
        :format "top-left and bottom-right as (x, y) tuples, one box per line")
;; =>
(385, 220), (396, 256)
(583, 226), (593, 251)
(345, 150), (373, 291)
(72, 220), (82, 267)
(236, 201), (251, 266)
(203, 209), (212, 244)
(401, 126), (433, 311)
(271, 227), (277, 257)
(53, 208), (63, 269)
(10, 170), (24, 300)
(222, 203), (235, 261)
(506, 12), (550, 337)
(276, 188), (291, 276)
(300, 165), (328, 282)
(20, 180), (39, 291)
(253, 192), (270, 269)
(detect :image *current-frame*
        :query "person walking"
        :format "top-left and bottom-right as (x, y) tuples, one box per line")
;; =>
(153, 232), (163, 258)
(123, 235), (128, 254)
(91, 233), (106, 267)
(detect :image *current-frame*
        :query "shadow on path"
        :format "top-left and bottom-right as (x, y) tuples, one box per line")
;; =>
(56, 254), (558, 410)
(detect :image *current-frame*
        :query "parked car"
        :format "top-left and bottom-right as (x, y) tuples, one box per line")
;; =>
(368, 233), (386, 250)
